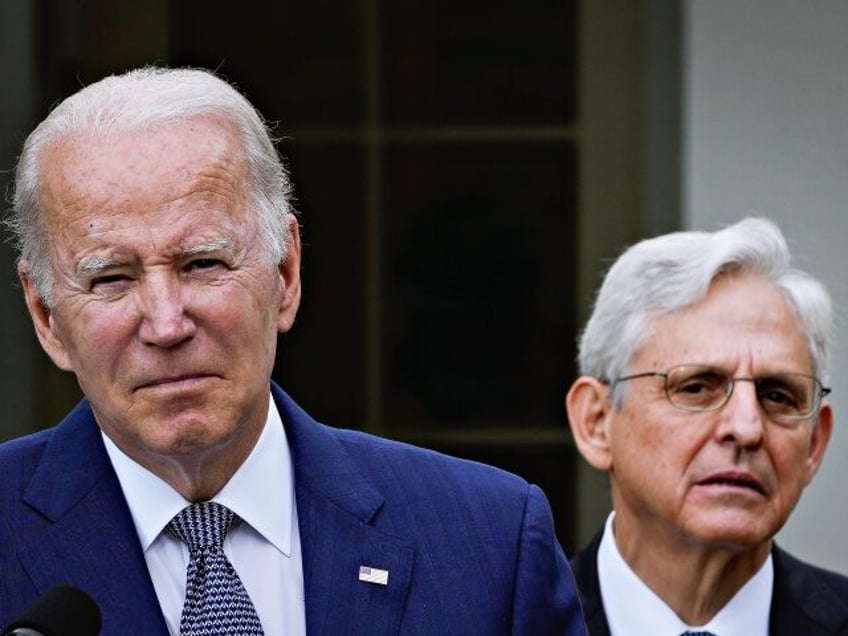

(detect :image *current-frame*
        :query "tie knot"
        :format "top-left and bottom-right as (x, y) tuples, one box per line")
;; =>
(168, 501), (235, 551)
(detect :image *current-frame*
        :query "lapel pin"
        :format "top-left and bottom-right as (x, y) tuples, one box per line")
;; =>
(358, 565), (389, 586)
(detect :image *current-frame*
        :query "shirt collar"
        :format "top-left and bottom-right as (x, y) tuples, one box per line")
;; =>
(598, 512), (772, 636)
(103, 392), (294, 557)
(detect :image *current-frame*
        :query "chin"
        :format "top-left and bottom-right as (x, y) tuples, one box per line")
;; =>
(686, 518), (776, 551)
(140, 416), (236, 456)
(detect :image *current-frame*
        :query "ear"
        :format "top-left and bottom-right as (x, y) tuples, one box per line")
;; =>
(277, 217), (302, 333)
(566, 376), (614, 471)
(19, 264), (74, 371)
(802, 401), (834, 485)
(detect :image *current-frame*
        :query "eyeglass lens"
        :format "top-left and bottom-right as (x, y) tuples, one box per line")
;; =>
(665, 365), (820, 419)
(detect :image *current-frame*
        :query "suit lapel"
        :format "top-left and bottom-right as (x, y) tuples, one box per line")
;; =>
(18, 401), (168, 635)
(570, 533), (611, 636)
(296, 488), (413, 635)
(770, 546), (818, 635)
(274, 385), (414, 635)
(769, 545), (847, 636)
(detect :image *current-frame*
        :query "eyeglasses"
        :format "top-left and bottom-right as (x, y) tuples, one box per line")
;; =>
(612, 364), (831, 423)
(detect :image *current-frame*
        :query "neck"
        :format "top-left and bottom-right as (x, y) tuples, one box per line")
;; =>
(104, 421), (265, 502)
(152, 451), (249, 502)
(612, 516), (771, 625)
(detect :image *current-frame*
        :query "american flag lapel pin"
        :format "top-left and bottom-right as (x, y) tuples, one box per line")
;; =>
(358, 565), (389, 586)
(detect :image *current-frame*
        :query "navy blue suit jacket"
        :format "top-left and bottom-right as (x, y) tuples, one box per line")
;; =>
(571, 531), (848, 635)
(0, 383), (587, 635)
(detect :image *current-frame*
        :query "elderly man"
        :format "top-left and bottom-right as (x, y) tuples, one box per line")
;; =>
(566, 217), (848, 635)
(0, 67), (586, 636)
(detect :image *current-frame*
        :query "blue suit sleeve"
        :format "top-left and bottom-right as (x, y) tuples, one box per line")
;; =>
(510, 484), (588, 635)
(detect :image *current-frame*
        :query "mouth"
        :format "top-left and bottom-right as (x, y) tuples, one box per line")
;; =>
(696, 472), (766, 496)
(135, 374), (216, 391)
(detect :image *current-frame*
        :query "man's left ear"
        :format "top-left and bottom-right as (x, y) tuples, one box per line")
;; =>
(804, 401), (834, 485)
(277, 217), (302, 333)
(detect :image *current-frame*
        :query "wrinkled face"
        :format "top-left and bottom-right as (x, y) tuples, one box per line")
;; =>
(25, 116), (300, 472)
(608, 274), (831, 551)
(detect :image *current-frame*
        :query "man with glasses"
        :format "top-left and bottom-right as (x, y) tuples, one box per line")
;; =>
(566, 217), (848, 635)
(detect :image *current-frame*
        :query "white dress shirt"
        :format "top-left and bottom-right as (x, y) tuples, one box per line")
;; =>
(598, 512), (772, 636)
(103, 393), (306, 636)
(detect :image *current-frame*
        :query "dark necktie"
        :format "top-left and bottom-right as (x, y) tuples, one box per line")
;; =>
(681, 631), (717, 636)
(168, 501), (264, 636)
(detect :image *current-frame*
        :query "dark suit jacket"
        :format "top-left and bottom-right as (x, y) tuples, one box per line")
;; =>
(570, 531), (848, 635)
(0, 383), (587, 635)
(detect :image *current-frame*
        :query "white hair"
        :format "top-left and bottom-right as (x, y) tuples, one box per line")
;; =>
(8, 66), (295, 306)
(578, 217), (833, 404)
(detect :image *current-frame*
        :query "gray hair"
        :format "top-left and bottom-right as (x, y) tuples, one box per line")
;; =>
(8, 66), (295, 306)
(578, 217), (833, 405)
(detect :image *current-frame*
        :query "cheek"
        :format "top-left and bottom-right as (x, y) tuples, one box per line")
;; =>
(613, 415), (704, 483)
(60, 305), (135, 366)
(771, 437), (814, 484)
(201, 288), (279, 350)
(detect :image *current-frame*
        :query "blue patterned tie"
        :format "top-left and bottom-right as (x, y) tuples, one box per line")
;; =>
(168, 502), (264, 635)
(681, 631), (717, 636)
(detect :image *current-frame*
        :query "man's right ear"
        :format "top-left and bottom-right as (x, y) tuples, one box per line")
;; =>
(565, 377), (614, 471)
(18, 264), (73, 371)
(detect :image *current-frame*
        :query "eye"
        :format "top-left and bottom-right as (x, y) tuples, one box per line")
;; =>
(672, 371), (724, 396)
(90, 273), (132, 292)
(666, 368), (728, 408)
(186, 258), (226, 272)
(757, 378), (800, 408)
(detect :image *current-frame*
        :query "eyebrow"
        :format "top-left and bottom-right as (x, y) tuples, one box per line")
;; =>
(77, 256), (124, 279)
(183, 238), (233, 256)
(75, 239), (235, 279)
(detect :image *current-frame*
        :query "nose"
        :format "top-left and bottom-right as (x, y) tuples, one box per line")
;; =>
(715, 379), (765, 448)
(137, 274), (196, 347)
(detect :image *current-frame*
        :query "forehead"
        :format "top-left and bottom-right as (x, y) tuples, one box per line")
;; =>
(38, 115), (248, 223)
(634, 274), (813, 372)
(36, 116), (256, 255)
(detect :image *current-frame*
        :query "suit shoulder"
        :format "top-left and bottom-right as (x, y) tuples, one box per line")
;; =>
(774, 544), (848, 591)
(772, 545), (848, 631)
(0, 428), (55, 543)
(332, 426), (533, 496)
(0, 427), (53, 465)
(0, 400), (91, 463)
